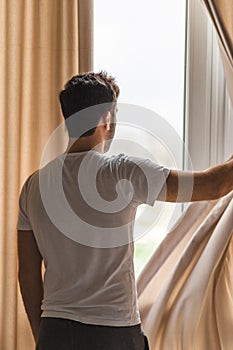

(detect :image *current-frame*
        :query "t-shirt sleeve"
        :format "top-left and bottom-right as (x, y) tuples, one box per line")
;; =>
(17, 178), (32, 230)
(115, 154), (170, 206)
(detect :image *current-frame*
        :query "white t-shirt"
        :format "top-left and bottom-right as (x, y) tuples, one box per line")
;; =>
(17, 151), (170, 326)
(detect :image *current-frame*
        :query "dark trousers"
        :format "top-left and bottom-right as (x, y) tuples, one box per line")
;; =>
(36, 317), (149, 350)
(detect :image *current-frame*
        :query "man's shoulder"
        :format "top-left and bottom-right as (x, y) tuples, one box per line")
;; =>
(22, 169), (39, 189)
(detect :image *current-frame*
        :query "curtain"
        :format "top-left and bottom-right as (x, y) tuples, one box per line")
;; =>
(201, 0), (233, 104)
(0, 1), (93, 349)
(137, 192), (233, 349)
(137, 1), (233, 348)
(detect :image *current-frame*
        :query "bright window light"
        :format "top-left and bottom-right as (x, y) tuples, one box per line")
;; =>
(94, 0), (187, 276)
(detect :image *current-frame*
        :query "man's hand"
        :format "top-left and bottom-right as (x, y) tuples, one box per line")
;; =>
(17, 230), (43, 342)
(158, 158), (233, 202)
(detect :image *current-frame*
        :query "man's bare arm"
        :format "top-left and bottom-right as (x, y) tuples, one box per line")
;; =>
(17, 230), (43, 342)
(158, 158), (233, 202)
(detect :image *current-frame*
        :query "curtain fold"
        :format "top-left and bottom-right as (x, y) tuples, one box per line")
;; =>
(137, 192), (233, 350)
(0, 1), (93, 349)
(201, 0), (233, 104)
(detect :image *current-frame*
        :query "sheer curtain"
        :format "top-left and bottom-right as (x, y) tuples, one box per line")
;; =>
(201, 0), (233, 104)
(0, 1), (93, 349)
(137, 1), (233, 349)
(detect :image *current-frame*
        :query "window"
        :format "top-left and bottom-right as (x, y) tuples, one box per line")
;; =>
(94, 0), (187, 275)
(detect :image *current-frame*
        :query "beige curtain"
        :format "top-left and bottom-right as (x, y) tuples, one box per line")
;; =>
(137, 2), (233, 349)
(0, 1), (93, 349)
(137, 192), (233, 349)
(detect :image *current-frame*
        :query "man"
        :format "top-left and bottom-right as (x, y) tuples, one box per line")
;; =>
(17, 71), (233, 350)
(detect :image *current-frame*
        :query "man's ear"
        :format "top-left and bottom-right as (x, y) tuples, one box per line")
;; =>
(101, 111), (111, 131)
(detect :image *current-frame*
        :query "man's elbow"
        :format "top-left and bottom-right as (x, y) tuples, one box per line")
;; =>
(18, 267), (28, 290)
(18, 265), (42, 285)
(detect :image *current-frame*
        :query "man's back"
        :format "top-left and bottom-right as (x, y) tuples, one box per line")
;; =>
(18, 150), (169, 327)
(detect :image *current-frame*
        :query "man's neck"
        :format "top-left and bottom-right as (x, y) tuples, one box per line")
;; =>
(66, 137), (104, 154)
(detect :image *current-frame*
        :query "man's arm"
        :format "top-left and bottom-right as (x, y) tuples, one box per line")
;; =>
(158, 158), (233, 202)
(17, 230), (43, 342)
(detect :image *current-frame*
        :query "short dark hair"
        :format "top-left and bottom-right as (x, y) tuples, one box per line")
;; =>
(59, 71), (120, 137)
